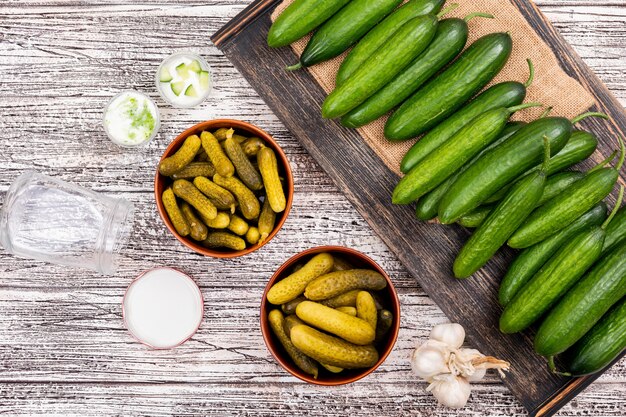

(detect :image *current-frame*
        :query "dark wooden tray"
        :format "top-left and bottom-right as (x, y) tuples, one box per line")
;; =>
(211, 1), (626, 416)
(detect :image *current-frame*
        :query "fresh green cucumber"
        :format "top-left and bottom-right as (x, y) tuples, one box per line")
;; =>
(500, 227), (606, 334)
(458, 171), (585, 228)
(484, 130), (598, 203)
(438, 117), (573, 224)
(171, 81), (186, 96)
(188, 60), (202, 73)
(322, 15), (438, 119)
(184, 85), (198, 97)
(499, 193), (622, 333)
(415, 122), (526, 221)
(335, 0), (446, 86)
(560, 297), (626, 376)
(290, 0), (403, 69)
(400, 70), (532, 172)
(393, 103), (539, 204)
(456, 205), (493, 228)
(199, 71), (210, 90)
(453, 138), (551, 279)
(341, 17), (469, 129)
(603, 206), (626, 253)
(509, 138), (624, 248)
(267, 0), (352, 48)
(159, 67), (173, 82)
(384, 32), (512, 141)
(498, 203), (607, 306)
(534, 240), (626, 356)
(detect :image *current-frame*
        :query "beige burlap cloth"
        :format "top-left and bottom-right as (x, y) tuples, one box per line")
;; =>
(271, 0), (596, 175)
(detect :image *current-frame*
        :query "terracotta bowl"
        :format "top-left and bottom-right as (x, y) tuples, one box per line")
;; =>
(260, 246), (401, 385)
(155, 119), (293, 258)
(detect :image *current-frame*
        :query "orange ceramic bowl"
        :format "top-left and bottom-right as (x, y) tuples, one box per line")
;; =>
(260, 246), (401, 385)
(155, 119), (293, 258)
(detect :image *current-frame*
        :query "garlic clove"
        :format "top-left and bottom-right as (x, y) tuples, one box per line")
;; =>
(411, 340), (450, 380)
(466, 367), (486, 382)
(426, 374), (471, 409)
(429, 323), (465, 349)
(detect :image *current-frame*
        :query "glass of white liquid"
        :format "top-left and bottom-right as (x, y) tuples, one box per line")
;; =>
(103, 90), (160, 148)
(156, 52), (213, 108)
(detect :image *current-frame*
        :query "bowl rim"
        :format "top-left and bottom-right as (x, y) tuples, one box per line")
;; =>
(260, 245), (401, 386)
(154, 119), (294, 258)
(122, 266), (204, 350)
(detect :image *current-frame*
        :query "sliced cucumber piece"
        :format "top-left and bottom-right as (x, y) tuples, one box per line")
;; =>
(188, 60), (202, 73)
(184, 84), (199, 97)
(199, 71), (210, 90)
(159, 67), (173, 82)
(171, 81), (186, 96)
(176, 63), (190, 80)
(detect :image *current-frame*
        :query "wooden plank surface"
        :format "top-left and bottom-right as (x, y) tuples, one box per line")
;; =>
(0, 0), (624, 415)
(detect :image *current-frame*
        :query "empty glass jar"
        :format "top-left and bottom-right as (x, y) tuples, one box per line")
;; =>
(0, 171), (134, 275)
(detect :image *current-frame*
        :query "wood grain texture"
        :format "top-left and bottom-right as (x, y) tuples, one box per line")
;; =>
(0, 0), (624, 416)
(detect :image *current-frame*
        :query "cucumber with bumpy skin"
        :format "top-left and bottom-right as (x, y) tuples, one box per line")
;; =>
(322, 14), (438, 119)
(415, 122), (525, 221)
(453, 137), (551, 279)
(384, 32), (513, 141)
(500, 189), (622, 334)
(560, 297), (626, 376)
(400, 62), (533, 172)
(602, 205), (626, 253)
(267, 0), (352, 48)
(341, 17), (471, 129)
(458, 171), (585, 228)
(498, 203), (607, 306)
(535, 240), (626, 356)
(335, 0), (446, 86)
(290, 0), (403, 69)
(509, 136), (623, 248)
(484, 130), (598, 204)
(438, 116), (574, 224)
(393, 103), (540, 204)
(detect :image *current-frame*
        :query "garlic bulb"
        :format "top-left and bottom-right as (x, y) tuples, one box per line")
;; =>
(466, 367), (487, 382)
(411, 340), (450, 380)
(411, 323), (511, 409)
(429, 323), (465, 349)
(426, 373), (471, 409)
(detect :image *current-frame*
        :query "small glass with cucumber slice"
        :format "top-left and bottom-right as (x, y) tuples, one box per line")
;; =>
(156, 52), (212, 108)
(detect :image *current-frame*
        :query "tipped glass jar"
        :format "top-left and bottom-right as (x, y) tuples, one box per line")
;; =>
(0, 171), (135, 275)
(156, 52), (212, 108)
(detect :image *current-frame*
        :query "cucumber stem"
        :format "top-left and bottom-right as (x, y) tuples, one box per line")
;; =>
(539, 106), (553, 118)
(571, 112), (610, 124)
(602, 186), (624, 230)
(507, 102), (542, 113)
(524, 59), (535, 88)
(540, 135), (551, 173)
(548, 356), (571, 376)
(437, 3), (459, 18)
(464, 12), (494, 22)
(286, 62), (302, 71)
(588, 151), (618, 174)
(617, 136), (625, 171)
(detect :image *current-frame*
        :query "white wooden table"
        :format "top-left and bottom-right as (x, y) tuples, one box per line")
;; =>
(0, 1), (624, 415)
